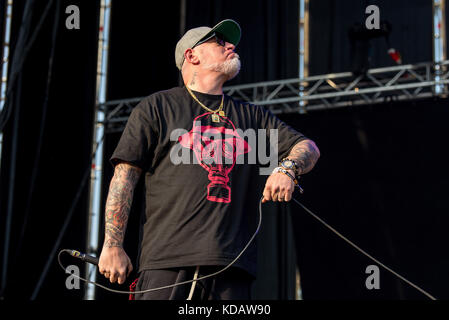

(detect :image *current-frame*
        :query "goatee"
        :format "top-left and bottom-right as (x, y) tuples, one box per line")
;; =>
(204, 54), (241, 80)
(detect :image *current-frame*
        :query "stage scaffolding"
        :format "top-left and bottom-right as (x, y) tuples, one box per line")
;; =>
(99, 60), (449, 134)
(83, 0), (447, 300)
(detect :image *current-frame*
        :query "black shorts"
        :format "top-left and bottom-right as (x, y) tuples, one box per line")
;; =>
(132, 266), (254, 300)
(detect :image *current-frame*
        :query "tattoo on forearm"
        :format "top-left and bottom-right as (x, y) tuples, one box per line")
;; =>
(287, 140), (320, 175)
(104, 163), (141, 248)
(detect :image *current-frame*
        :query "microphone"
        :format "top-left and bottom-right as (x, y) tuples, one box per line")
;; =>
(65, 249), (99, 265)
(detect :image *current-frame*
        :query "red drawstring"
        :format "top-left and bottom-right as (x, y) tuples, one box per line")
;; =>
(129, 278), (139, 300)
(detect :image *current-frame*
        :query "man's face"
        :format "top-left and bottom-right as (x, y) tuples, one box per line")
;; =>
(195, 35), (241, 80)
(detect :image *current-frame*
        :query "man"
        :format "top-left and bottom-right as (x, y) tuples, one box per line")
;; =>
(98, 19), (320, 300)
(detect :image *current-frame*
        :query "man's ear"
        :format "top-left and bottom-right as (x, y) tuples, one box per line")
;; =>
(184, 48), (200, 65)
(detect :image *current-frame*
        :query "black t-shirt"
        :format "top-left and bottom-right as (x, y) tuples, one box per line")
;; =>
(110, 86), (307, 277)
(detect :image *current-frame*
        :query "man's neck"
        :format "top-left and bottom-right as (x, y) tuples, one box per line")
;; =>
(185, 70), (227, 95)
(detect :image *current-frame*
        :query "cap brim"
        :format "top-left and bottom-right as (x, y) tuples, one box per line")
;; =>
(198, 19), (241, 47)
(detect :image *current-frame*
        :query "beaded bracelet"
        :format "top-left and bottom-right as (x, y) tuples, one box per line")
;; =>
(272, 167), (299, 185)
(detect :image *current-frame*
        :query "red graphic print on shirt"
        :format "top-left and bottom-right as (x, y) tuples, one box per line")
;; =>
(178, 112), (251, 203)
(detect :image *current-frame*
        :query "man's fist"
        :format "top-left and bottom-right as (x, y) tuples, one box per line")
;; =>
(98, 246), (133, 284)
(262, 170), (295, 203)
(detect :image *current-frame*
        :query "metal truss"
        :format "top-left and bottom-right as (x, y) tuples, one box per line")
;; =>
(100, 60), (449, 133)
(224, 60), (449, 114)
(85, 0), (447, 301)
(100, 96), (141, 133)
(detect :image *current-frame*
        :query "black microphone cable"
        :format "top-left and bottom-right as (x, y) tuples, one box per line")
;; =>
(59, 188), (438, 300)
(291, 197), (437, 300)
(58, 195), (264, 296)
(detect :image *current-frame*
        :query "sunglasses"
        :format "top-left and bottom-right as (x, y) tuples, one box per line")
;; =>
(193, 33), (226, 48)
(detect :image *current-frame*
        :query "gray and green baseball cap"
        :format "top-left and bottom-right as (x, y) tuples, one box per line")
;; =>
(175, 19), (241, 70)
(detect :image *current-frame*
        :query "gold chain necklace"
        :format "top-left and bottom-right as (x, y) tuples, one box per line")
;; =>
(186, 86), (225, 122)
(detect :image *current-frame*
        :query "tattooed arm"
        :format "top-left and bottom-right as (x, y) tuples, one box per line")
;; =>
(285, 139), (320, 175)
(98, 162), (142, 284)
(263, 139), (320, 203)
(103, 162), (142, 247)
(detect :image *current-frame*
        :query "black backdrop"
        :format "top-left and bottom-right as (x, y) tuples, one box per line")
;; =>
(309, 0), (434, 75)
(0, 0), (99, 300)
(0, 0), (448, 301)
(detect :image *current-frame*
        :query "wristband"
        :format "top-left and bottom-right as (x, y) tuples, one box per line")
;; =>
(272, 167), (299, 185)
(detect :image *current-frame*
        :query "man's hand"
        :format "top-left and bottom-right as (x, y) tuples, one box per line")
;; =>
(98, 162), (141, 284)
(262, 139), (320, 203)
(98, 246), (133, 284)
(262, 170), (296, 203)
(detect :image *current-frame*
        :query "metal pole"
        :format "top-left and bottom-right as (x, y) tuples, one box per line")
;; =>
(0, 0), (14, 162)
(298, 0), (309, 113)
(180, 0), (186, 37)
(432, 0), (447, 95)
(178, 0), (187, 87)
(0, 75), (20, 299)
(84, 0), (112, 300)
(295, 0), (308, 299)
